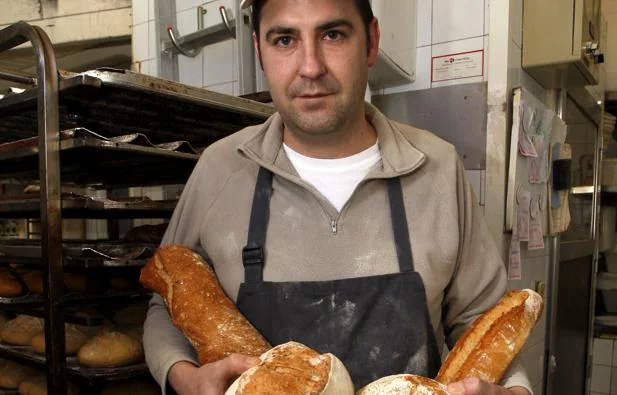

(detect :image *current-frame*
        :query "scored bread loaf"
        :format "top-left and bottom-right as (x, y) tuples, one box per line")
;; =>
(358, 374), (450, 395)
(139, 245), (271, 364)
(1, 315), (43, 346)
(225, 341), (354, 395)
(0, 270), (23, 297)
(436, 289), (543, 384)
(77, 330), (143, 368)
(18, 375), (79, 395)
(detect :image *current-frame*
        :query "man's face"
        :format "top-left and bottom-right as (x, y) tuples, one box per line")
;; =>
(255, 0), (379, 137)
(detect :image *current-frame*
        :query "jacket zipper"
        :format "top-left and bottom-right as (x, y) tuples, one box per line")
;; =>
(331, 220), (338, 235)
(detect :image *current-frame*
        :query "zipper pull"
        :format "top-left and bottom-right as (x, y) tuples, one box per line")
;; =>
(331, 220), (337, 235)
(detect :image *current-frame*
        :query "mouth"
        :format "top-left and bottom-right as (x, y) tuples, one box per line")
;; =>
(296, 93), (332, 99)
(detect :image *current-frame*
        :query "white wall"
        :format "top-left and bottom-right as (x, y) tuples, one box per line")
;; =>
(131, 0), (158, 77)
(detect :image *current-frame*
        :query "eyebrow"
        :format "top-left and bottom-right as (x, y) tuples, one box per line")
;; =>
(264, 19), (354, 42)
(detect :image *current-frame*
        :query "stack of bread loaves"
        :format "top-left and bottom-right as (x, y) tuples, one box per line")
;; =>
(140, 246), (544, 395)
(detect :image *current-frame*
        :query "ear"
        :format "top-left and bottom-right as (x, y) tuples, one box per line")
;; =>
(252, 32), (264, 70)
(367, 17), (380, 68)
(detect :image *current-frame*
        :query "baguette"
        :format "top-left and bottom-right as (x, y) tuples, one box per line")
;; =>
(225, 341), (354, 395)
(139, 245), (271, 364)
(358, 374), (450, 395)
(436, 289), (543, 384)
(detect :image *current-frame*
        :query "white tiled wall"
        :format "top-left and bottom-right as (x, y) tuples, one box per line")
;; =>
(591, 337), (617, 394)
(131, 0), (159, 77)
(173, 0), (239, 91)
(377, 0), (489, 95)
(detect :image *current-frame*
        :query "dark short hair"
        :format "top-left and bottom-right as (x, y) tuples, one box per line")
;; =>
(251, 0), (374, 52)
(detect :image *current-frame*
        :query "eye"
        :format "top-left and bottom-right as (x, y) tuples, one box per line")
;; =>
(324, 30), (344, 41)
(273, 36), (293, 47)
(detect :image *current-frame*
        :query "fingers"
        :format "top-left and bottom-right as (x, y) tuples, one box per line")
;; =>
(446, 377), (500, 395)
(212, 354), (261, 378)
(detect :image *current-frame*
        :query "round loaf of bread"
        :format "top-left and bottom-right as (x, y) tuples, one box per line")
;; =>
(77, 330), (143, 368)
(357, 374), (450, 394)
(21, 272), (43, 294)
(0, 361), (37, 389)
(225, 342), (354, 395)
(18, 376), (79, 395)
(30, 324), (89, 355)
(1, 315), (43, 346)
(0, 270), (23, 297)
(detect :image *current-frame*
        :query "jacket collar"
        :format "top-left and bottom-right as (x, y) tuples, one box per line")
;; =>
(238, 103), (426, 179)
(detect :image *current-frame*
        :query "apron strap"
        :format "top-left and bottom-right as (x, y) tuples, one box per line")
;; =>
(242, 167), (274, 283)
(387, 177), (415, 272)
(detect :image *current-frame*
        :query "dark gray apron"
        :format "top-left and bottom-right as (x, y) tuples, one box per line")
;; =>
(236, 167), (442, 388)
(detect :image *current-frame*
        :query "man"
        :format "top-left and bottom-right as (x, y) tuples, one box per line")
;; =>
(144, 0), (533, 394)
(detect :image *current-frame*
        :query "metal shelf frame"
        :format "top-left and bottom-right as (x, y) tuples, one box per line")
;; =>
(0, 21), (66, 394)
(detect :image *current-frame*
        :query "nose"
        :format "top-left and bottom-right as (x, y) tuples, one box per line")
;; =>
(299, 41), (327, 80)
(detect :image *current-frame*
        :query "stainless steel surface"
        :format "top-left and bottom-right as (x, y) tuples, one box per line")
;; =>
(0, 195), (177, 219)
(167, 26), (201, 57)
(236, 0), (256, 95)
(162, 15), (237, 56)
(0, 21), (67, 395)
(559, 239), (595, 262)
(157, 0), (179, 81)
(372, 83), (488, 170)
(219, 6), (236, 39)
(0, 68), (274, 145)
(544, 88), (566, 395)
(0, 133), (199, 187)
(0, 67), (36, 86)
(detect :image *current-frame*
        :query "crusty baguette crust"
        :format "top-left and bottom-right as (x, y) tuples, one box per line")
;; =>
(139, 245), (271, 364)
(436, 289), (543, 384)
(357, 374), (450, 394)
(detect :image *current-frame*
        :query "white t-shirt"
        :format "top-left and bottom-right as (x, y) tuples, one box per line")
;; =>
(283, 142), (381, 212)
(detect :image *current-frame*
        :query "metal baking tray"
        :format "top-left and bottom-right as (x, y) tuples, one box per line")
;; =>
(0, 193), (177, 219)
(0, 344), (148, 380)
(0, 68), (274, 145)
(0, 128), (199, 188)
(0, 241), (155, 268)
(0, 305), (104, 327)
(0, 289), (149, 325)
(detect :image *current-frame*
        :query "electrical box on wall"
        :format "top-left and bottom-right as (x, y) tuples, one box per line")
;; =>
(522, 0), (603, 88)
(368, 0), (417, 89)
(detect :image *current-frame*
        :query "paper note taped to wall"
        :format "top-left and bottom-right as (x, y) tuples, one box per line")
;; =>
(431, 50), (484, 82)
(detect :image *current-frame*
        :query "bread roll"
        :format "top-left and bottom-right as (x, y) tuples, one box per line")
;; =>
(0, 270), (23, 297)
(358, 374), (450, 395)
(0, 361), (37, 389)
(436, 289), (543, 385)
(225, 341), (354, 395)
(30, 324), (89, 355)
(139, 245), (271, 364)
(77, 330), (143, 368)
(18, 376), (78, 395)
(21, 272), (43, 294)
(1, 315), (43, 346)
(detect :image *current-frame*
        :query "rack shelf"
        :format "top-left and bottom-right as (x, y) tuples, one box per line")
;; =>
(0, 68), (274, 145)
(0, 344), (149, 381)
(0, 195), (177, 219)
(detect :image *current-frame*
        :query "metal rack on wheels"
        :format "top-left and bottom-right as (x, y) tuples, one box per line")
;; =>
(0, 21), (274, 393)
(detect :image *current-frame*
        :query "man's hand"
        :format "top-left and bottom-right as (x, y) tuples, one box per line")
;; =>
(168, 354), (260, 395)
(447, 378), (531, 395)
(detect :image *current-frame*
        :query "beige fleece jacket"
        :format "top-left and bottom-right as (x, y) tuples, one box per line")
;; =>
(143, 104), (533, 394)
